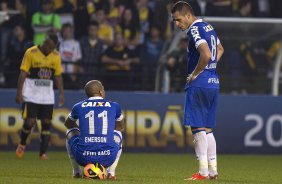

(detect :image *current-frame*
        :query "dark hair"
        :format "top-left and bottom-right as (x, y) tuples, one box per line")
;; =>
(88, 21), (99, 28)
(171, 1), (194, 15)
(238, 0), (252, 9)
(47, 33), (58, 45)
(62, 23), (73, 29)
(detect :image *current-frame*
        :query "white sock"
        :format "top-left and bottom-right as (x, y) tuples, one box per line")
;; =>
(107, 148), (122, 176)
(66, 140), (81, 176)
(207, 132), (218, 176)
(193, 131), (208, 177)
(107, 130), (123, 176)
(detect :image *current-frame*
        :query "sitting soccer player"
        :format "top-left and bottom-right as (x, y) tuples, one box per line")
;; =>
(64, 80), (123, 179)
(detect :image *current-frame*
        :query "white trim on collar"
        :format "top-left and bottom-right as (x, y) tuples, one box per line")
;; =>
(88, 97), (103, 100)
(186, 19), (203, 34)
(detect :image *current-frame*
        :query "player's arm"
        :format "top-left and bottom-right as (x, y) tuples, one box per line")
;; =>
(217, 43), (224, 62)
(16, 50), (31, 104)
(65, 105), (79, 130)
(54, 56), (64, 106)
(15, 70), (28, 104)
(54, 75), (65, 106)
(64, 117), (78, 129)
(188, 43), (211, 82)
(115, 119), (124, 132)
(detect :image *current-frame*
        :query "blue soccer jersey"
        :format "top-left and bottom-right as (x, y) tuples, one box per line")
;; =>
(68, 97), (123, 157)
(186, 19), (220, 89)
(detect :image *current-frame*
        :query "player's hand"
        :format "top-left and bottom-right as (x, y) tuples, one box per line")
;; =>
(15, 93), (23, 104)
(186, 74), (197, 83)
(58, 93), (64, 107)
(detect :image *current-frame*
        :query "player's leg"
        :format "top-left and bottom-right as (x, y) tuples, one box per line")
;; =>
(16, 102), (37, 158)
(183, 87), (209, 180)
(38, 104), (53, 160)
(191, 128), (209, 178)
(206, 88), (219, 179)
(66, 128), (82, 178)
(206, 129), (218, 179)
(107, 130), (123, 180)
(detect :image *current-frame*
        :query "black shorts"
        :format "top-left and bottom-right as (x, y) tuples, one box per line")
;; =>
(22, 102), (53, 120)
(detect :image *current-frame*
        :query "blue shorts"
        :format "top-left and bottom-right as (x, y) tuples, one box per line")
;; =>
(183, 86), (219, 128)
(68, 131), (122, 167)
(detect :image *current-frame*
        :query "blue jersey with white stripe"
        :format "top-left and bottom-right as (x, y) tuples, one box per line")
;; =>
(69, 97), (122, 152)
(186, 19), (220, 89)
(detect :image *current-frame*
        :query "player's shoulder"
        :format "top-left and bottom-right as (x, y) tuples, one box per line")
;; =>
(52, 50), (60, 56)
(108, 101), (121, 108)
(72, 100), (86, 109)
(26, 45), (39, 55)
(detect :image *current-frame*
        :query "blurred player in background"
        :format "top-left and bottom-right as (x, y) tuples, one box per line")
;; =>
(15, 33), (64, 160)
(171, 1), (224, 180)
(64, 80), (123, 180)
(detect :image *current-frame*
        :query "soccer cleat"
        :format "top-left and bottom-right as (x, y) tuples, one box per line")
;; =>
(107, 173), (117, 180)
(16, 144), (26, 158)
(184, 173), (209, 180)
(209, 174), (218, 180)
(39, 153), (49, 160)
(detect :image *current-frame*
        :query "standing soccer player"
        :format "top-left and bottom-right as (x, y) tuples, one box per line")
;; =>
(15, 33), (64, 160)
(171, 1), (224, 180)
(65, 80), (123, 180)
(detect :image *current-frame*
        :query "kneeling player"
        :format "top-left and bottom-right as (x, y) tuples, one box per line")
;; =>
(64, 80), (123, 180)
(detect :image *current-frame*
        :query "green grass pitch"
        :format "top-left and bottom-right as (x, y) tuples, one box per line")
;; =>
(0, 152), (281, 184)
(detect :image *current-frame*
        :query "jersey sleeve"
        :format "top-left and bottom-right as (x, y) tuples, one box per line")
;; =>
(113, 102), (123, 121)
(54, 55), (63, 75)
(31, 12), (41, 26)
(188, 25), (207, 49)
(68, 104), (79, 121)
(53, 14), (62, 30)
(20, 49), (32, 72)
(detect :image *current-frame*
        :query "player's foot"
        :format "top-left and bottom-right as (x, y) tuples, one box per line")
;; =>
(209, 174), (218, 180)
(107, 173), (117, 180)
(184, 173), (209, 180)
(73, 173), (82, 179)
(39, 153), (48, 160)
(16, 144), (26, 158)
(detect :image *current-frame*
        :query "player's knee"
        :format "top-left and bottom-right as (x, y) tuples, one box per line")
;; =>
(113, 131), (122, 147)
(66, 128), (80, 140)
(41, 122), (51, 135)
(41, 119), (51, 125)
(22, 119), (35, 133)
(206, 128), (213, 134)
(191, 127), (206, 134)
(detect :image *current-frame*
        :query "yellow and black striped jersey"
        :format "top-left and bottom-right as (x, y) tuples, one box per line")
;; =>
(20, 46), (63, 105)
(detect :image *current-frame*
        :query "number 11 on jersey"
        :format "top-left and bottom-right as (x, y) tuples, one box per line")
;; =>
(85, 110), (108, 135)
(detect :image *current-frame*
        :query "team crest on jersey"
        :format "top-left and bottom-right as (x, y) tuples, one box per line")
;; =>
(38, 68), (52, 79)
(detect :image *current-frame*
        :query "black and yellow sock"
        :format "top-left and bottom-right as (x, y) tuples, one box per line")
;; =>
(40, 123), (51, 155)
(20, 122), (33, 145)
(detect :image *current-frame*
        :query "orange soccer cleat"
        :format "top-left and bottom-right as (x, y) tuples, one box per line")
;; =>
(15, 144), (26, 158)
(107, 173), (117, 180)
(184, 173), (209, 180)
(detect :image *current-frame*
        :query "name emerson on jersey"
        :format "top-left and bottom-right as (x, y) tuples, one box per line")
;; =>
(85, 136), (107, 143)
